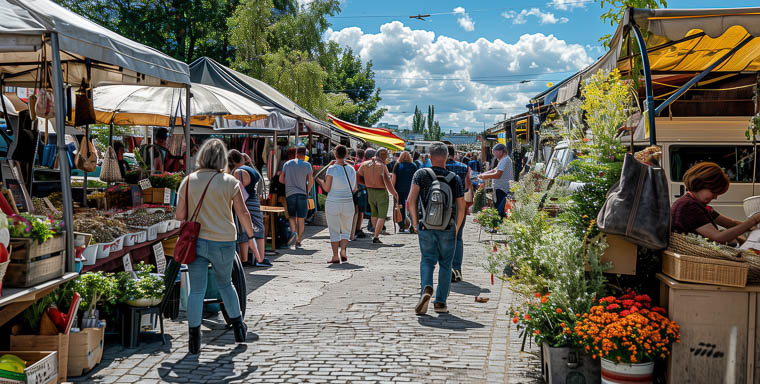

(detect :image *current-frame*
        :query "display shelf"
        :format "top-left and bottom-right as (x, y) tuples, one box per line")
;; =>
(81, 228), (179, 273)
(0, 272), (79, 327)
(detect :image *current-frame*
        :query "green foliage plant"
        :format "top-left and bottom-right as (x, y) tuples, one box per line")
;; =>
(579, 69), (635, 163)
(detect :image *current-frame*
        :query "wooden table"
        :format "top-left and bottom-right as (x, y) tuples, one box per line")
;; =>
(261, 205), (286, 253)
(0, 272), (79, 327)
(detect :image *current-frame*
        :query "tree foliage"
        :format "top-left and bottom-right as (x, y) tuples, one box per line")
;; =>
(424, 105), (442, 141)
(412, 106), (425, 134)
(260, 49), (327, 115)
(598, 0), (668, 47)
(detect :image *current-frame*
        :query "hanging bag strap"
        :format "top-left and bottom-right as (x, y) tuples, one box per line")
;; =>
(186, 172), (220, 222)
(341, 164), (354, 192)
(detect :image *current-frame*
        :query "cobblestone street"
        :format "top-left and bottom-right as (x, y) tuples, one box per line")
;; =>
(73, 218), (542, 383)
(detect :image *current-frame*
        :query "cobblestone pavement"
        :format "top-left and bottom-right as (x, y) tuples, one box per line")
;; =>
(73, 217), (542, 383)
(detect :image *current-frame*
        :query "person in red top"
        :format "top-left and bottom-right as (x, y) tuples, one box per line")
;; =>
(671, 162), (760, 244)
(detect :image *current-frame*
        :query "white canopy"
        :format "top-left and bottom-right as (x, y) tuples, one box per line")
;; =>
(0, 0), (190, 87)
(92, 83), (270, 127)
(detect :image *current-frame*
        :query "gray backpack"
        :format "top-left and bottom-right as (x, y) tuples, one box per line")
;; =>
(420, 168), (456, 230)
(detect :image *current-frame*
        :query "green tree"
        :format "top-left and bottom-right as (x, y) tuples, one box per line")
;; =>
(598, 0), (667, 47)
(57, 0), (240, 64)
(228, 0), (273, 77)
(412, 106), (426, 134)
(267, 0), (341, 57)
(323, 93), (359, 119)
(320, 42), (385, 126)
(424, 105), (442, 140)
(260, 49), (327, 115)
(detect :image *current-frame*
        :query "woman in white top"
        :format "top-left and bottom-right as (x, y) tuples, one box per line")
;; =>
(316, 145), (357, 263)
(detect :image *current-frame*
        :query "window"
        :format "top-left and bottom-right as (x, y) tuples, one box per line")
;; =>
(669, 145), (754, 183)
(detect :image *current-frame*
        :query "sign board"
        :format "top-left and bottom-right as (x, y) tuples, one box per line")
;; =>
(122, 253), (133, 273)
(138, 179), (152, 190)
(1, 161), (31, 213)
(163, 188), (171, 205)
(153, 242), (166, 274)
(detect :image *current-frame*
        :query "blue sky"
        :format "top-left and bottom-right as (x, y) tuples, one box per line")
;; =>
(323, 0), (759, 133)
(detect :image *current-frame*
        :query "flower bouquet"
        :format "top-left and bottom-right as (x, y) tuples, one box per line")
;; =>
(512, 292), (577, 347)
(574, 291), (680, 382)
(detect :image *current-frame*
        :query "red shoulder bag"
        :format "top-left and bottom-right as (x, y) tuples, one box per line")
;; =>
(174, 172), (219, 264)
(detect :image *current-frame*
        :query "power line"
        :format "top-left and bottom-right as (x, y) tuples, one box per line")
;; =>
(330, 0), (597, 19)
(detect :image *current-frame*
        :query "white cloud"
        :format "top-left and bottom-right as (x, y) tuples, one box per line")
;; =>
(502, 8), (569, 25)
(453, 6), (475, 32)
(324, 22), (592, 132)
(549, 0), (586, 11)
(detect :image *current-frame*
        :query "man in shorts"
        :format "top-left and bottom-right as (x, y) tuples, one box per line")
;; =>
(279, 147), (313, 247)
(357, 148), (398, 244)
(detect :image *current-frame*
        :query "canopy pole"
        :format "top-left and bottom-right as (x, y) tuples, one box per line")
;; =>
(82, 125), (88, 207)
(109, 123), (114, 146)
(50, 32), (75, 272)
(185, 84), (192, 174)
(654, 35), (754, 117)
(631, 24), (657, 146)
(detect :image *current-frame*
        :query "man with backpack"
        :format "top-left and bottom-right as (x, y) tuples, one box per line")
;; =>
(446, 145), (472, 283)
(407, 142), (465, 315)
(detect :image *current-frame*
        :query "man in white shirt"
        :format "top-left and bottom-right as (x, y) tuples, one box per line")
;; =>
(478, 143), (513, 217)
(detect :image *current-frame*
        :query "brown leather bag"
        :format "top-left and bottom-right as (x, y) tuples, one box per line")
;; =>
(74, 136), (97, 173)
(393, 198), (403, 223)
(74, 80), (96, 126)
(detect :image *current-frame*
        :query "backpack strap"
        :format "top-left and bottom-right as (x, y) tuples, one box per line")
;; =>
(423, 168), (436, 180)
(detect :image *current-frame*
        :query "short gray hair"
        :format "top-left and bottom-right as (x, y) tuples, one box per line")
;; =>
(195, 138), (228, 171)
(429, 142), (448, 159)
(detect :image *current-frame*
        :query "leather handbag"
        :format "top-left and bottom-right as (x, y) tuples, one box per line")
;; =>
(393, 198), (403, 223)
(74, 80), (96, 126)
(596, 153), (671, 250)
(174, 172), (219, 264)
(100, 146), (123, 182)
(74, 136), (97, 173)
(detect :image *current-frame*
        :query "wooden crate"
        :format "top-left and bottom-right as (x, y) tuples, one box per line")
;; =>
(662, 250), (748, 288)
(658, 274), (759, 384)
(67, 326), (105, 377)
(10, 333), (69, 383)
(161, 235), (178, 257)
(9, 236), (65, 262)
(0, 351), (58, 384)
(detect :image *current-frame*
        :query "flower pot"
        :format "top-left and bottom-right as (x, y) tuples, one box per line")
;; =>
(125, 297), (162, 307)
(157, 221), (169, 233)
(82, 245), (98, 265)
(96, 242), (112, 259)
(600, 358), (654, 384)
(542, 343), (600, 384)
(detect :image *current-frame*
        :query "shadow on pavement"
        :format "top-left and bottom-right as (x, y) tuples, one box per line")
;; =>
(241, 274), (276, 296)
(450, 281), (491, 296)
(157, 344), (256, 382)
(417, 313), (485, 331)
(327, 262), (364, 270)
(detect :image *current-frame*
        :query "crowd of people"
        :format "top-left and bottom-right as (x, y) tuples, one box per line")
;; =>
(175, 138), (515, 353)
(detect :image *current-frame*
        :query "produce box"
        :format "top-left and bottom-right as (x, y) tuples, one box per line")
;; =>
(106, 186), (142, 208)
(10, 334), (68, 383)
(5, 236), (65, 288)
(67, 326), (105, 377)
(584, 234), (637, 275)
(662, 250), (748, 288)
(0, 351), (58, 384)
(142, 188), (171, 204)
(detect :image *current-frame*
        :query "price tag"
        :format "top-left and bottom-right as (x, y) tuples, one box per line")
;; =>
(138, 179), (152, 190)
(163, 188), (171, 204)
(122, 253), (133, 273)
(153, 242), (166, 274)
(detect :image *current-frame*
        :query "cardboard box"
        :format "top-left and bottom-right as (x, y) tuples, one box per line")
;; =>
(10, 333), (68, 383)
(0, 351), (58, 384)
(67, 326), (105, 377)
(585, 234), (637, 275)
(658, 274), (759, 383)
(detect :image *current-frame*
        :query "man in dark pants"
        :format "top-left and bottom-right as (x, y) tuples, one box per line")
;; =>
(445, 145), (471, 282)
(477, 143), (513, 218)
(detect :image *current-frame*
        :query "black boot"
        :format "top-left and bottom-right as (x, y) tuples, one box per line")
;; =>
(230, 316), (247, 343)
(188, 326), (201, 354)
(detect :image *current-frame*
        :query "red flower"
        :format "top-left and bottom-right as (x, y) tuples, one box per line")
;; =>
(606, 304), (620, 311)
(534, 329), (540, 335)
(652, 307), (666, 315)
(512, 317), (519, 324)
(620, 310), (631, 317)
(555, 308), (563, 314)
(599, 296), (617, 304)
(540, 296), (548, 304)
(524, 314), (531, 321)
(560, 322), (566, 328)
(622, 299), (635, 308)
(630, 306), (639, 313)
(635, 294), (651, 303)
(535, 292), (541, 298)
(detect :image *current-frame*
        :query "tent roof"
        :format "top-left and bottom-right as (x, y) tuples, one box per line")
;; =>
(189, 57), (339, 137)
(554, 7), (760, 104)
(0, 0), (190, 87)
(327, 114), (404, 151)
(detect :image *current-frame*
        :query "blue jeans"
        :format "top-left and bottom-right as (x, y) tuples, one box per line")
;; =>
(453, 218), (466, 272)
(495, 189), (510, 218)
(418, 225), (457, 304)
(286, 194), (308, 218)
(187, 239), (241, 328)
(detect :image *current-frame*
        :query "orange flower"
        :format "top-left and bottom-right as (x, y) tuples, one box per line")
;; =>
(534, 330), (540, 335)
(556, 308), (563, 314)
(512, 317), (519, 324)
(540, 296), (548, 304)
(524, 314), (531, 321)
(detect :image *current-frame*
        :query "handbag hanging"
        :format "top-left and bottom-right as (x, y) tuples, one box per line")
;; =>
(174, 172), (219, 264)
(74, 135), (97, 173)
(596, 153), (671, 250)
(100, 146), (123, 183)
(74, 80), (96, 127)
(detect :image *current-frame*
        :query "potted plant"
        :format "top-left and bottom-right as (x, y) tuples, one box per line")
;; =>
(115, 263), (165, 307)
(574, 292), (680, 383)
(74, 272), (114, 328)
(474, 207), (502, 232)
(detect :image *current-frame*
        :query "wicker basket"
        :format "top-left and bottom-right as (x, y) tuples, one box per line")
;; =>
(669, 232), (742, 261)
(662, 250), (748, 287)
(744, 196), (760, 217)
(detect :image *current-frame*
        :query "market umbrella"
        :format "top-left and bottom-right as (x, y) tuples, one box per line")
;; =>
(92, 83), (270, 127)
